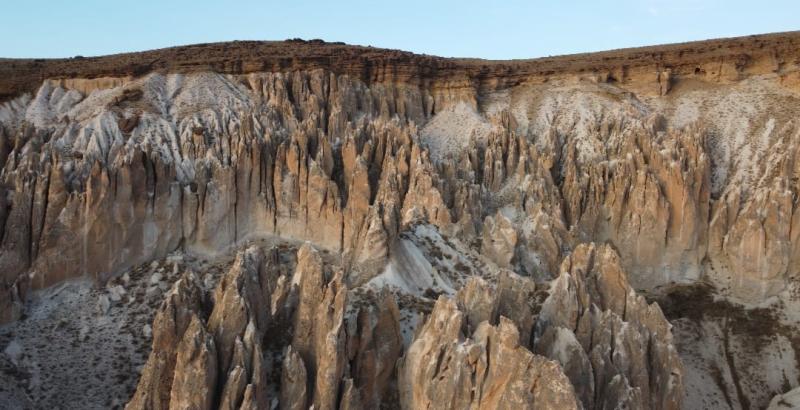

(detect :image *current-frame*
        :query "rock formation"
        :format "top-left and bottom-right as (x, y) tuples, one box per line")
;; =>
(2, 32), (800, 409)
(399, 296), (580, 409)
(534, 243), (683, 410)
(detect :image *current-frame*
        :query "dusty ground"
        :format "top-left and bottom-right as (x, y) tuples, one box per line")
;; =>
(652, 282), (800, 409)
(0, 251), (237, 410)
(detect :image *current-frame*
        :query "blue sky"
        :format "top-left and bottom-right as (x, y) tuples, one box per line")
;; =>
(1, 0), (797, 59)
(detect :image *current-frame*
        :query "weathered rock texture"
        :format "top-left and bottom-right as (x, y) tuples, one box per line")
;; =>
(2, 32), (800, 409)
(123, 243), (403, 410)
(4, 33), (800, 314)
(399, 295), (580, 409)
(534, 243), (683, 410)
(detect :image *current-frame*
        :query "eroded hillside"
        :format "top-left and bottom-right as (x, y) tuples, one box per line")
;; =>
(1, 32), (800, 409)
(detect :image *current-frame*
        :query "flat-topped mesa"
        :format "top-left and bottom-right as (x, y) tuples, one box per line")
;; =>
(2, 31), (800, 101)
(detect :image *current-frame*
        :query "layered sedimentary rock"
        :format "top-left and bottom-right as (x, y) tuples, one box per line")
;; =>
(2, 32), (800, 409)
(2, 33), (800, 310)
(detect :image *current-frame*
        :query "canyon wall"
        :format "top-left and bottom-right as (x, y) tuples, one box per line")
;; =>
(2, 33), (800, 408)
(2, 34), (800, 319)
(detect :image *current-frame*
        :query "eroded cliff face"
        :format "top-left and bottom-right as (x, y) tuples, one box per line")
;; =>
(2, 33), (800, 409)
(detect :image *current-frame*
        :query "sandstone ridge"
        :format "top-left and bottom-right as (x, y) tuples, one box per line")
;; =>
(2, 31), (800, 101)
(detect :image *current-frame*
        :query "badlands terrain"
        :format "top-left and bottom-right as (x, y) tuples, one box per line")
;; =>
(1, 32), (800, 409)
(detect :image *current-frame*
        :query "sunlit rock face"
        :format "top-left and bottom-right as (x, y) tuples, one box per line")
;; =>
(2, 33), (800, 409)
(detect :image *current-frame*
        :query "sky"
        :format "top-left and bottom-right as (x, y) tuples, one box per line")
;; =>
(1, 0), (797, 60)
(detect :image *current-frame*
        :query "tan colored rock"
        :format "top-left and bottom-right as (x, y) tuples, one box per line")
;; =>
(535, 243), (683, 410)
(709, 183), (794, 302)
(349, 289), (403, 408)
(207, 247), (271, 374)
(218, 364), (247, 410)
(658, 68), (673, 95)
(399, 296), (580, 410)
(289, 243), (348, 410)
(126, 273), (205, 410)
(401, 145), (451, 230)
(480, 211), (518, 269)
(169, 316), (217, 410)
(495, 270), (537, 345)
(0, 54), (775, 318)
(279, 346), (308, 410)
(456, 276), (497, 331)
(454, 273), (537, 346)
(338, 378), (363, 410)
(128, 245), (280, 410)
(6, 36), (800, 410)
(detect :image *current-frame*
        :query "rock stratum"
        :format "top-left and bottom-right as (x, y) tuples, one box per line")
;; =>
(2, 32), (800, 409)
